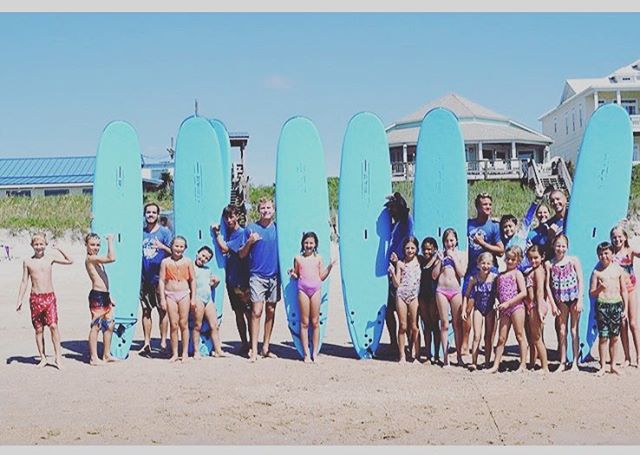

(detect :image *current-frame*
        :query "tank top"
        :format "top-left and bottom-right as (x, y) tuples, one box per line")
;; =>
(550, 260), (579, 303)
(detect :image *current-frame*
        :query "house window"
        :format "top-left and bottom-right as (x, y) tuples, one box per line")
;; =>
(634, 144), (640, 162)
(554, 118), (557, 134)
(621, 99), (638, 116)
(82, 188), (93, 195)
(44, 189), (70, 197)
(565, 115), (569, 135)
(6, 190), (31, 197)
(579, 105), (583, 128)
(572, 110), (576, 132)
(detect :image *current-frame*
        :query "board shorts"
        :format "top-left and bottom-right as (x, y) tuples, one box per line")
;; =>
(29, 292), (58, 330)
(596, 300), (623, 339)
(139, 281), (161, 311)
(227, 283), (250, 312)
(89, 290), (113, 312)
(249, 274), (281, 304)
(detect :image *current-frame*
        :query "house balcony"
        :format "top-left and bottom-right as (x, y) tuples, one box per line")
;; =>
(391, 158), (526, 182)
(631, 114), (640, 131)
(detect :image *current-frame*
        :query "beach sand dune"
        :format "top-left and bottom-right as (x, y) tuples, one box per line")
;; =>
(1, 231), (639, 445)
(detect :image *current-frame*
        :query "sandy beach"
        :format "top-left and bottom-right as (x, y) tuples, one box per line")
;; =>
(2, 230), (640, 446)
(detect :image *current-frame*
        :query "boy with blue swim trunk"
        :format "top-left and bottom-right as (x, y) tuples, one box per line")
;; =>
(213, 204), (251, 353)
(139, 202), (173, 355)
(239, 197), (280, 362)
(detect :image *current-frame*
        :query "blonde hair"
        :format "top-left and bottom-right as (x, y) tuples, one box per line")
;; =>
(477, 251), (493, 265)
(30, 232), (48, 246)
(257, 197), (274, 210)
(505, 245), (523, 262)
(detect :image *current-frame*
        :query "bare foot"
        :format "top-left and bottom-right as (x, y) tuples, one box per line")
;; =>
(539, 367), (550, 374)
(89, 358), (104, 366)
(53, 357), (63, 370)
(554, 364), (565, 374)
(193, 353), (202, 360)
(398, 357), (407, 364)
(611, 367), (624, 376)
(37, 357), (47, 368)
(303, 356), (312, 363)
(312, 355), (320, 364)
(595, 368), (606, 377)
(468, 364), (477, 372)
(516, 365), (527, 373)
(103, 356), (117, 363)
(568, 363), (579, 373)
(261, 351), (278, 359)
(634, 358), (640, 368)
(623, 359), (630, 368)
(487, 367), (499, 374)
(168, 356), (179, 363)
(249, 353), (257, 363)
(138, 344), (151, 355)
(212, 350), (226, 358)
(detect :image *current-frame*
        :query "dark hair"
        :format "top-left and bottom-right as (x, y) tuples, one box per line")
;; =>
(222, 204), (239, 218)
(597, 241), (613, 255)
(402, 235), (419, 250)
(300, 231), (319, 253)
(526, 244), (545, 258)
(144, 202), (160, 214)
(553, 233), (569, 248)
(171, 235), (188, 249)
(474, 192), (492, 208)
(197, 245), (214, 256)
(421, 236), (438, 250)
(442, 228), (458, 247)
(384, 192), (410, 222)
(84, 232), (100, 244)
(500, 214), (518, 231)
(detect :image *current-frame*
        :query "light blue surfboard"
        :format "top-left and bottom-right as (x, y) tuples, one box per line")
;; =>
(92, 121), (143, 360)
(565, 103), (633, 363)
(173, 116), (226, 356)
(339, 112), (392, 359)
(209, 118), (232, 202)
(276, 117), (331, 359)
(413, 108), (468, 358)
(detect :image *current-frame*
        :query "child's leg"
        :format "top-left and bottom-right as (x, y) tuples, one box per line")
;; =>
(555, 303), (569, 372)
(418, 297), (428, 360)
(531, 307), (549, 371)
(203, 301), (224, 357)
(101, 307), (115, 362)
(620, 317), (631, 365)
(297, 291), (312, 362)
(165, 297), (180, 361)
(191, 299), (205, 359)
(407, 298), (420, 361)
(554, 314), (562, 362)
(610, 335), (621, 375)
(461, 301), (473, 355)
(88, 316), (101, 365)
(488, 315), (511, 373)
(428, 300), (441, 362)
(483, 311), (497, 368)
(511, 308), (528, 372)
(435, 292), (450, 366)
(524, 310), (535, 368)
(395, 297), (408, 362)
(309, 290), (322, 361)
(596, 336), (608, 376)
(449, 292), (465, 365)
(48, 323), (63, 367)
(470, 310), (483, 368)
(629, 291), (640, 366)
(177, 295), (191, 360)
(568, 301), (581, 370)
(34, 327), (46, 367)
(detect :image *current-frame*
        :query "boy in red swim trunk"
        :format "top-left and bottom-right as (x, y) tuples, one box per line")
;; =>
(16, 233), (73, 369)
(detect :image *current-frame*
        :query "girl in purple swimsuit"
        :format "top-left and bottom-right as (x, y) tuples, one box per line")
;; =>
(432, 228), (468, 367)
(462, 252), (497, 371)
(488, 245), (528, 373)
(545, 234), (583, 373)
(388, 236), (422, 363)
(288, 232), (334, 363)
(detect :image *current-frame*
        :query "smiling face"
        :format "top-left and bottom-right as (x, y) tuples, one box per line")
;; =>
(30, 236), (47, 256)
(527, 249), (543, 268)
(478, 256), (493, 274)
(505, 250), (520, 271)
(476, 197), (493, 218)
(444, 232), (457, 250)
(404, 241), (417, 260)
(502, 220), (517, 240)
(144, 204), (160, 226)
(86, 237), (101, 256)
(610, 228), (627, 251)
(195, 248), (213, 267)
(224, 212), (239, 230)
(302, 236), (317, 254)
(536, 205), (550, 224)
(598, 248), (613, 267)
(258, 201), (274, 223)
(549, 191), (567, 215)
(422, 242), (436, 258)
(553, 236), (568, 260)
(171, 238), (187, 258)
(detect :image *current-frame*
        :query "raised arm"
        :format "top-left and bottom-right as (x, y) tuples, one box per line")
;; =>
(86, 235), (116, 265)
(211, 224), (230, 254)
(288, 256), (300, 279)
(318, 255), (335, 281)
(239, 231), (259, 259)
(52, 245), (74, 265)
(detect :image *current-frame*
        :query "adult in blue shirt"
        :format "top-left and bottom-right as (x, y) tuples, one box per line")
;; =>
(139, 202), (173, 355)
(239, 197), (280, 363)
(385, 192), (414, 356)
(463, 192), (504, 354)
(213, 204), (251, 354)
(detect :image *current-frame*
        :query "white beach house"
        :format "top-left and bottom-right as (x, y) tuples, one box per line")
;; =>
(387, 93), (553, 182)
(539, 59), (640, 166)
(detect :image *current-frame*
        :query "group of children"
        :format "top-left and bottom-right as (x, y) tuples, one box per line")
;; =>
(387, 193), (638, 375)
(15, 191), (640, 375)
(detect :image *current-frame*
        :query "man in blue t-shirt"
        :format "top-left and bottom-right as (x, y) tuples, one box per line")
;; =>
(239, 197), (280, 362)
(213, 204), (251, 354)
(139, 202), (173, 355)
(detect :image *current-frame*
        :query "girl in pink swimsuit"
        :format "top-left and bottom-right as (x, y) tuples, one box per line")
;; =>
(288, 232), (334, 363)
(432, 228), (468, 367)
(488, 245), (528, 373)
(610, 225), (640, 367)
(388, 236), (422, 363)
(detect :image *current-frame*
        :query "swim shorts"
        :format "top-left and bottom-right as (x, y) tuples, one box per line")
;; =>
(89, 290), (113, 311)
(249, 274), (280, 304)
(139, 281), (160, 311)
(29, 292), (58, 330)
(227, 283), (251, 312)
(596, 300), (623, 339)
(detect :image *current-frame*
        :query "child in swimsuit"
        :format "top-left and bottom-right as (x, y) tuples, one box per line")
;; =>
(610, 225), (640, 368)
(417, 237), (441, 364)
(388, 236), (422, 363)
(545, 233), (583, 373)
(432, 228), (468, 367)
(462, 252), (497, 371)
(84, 233), (116, 366)
(158, 236), (196, 362)
(191, 246), (224, 359)
(488, 246), (528, 373)
(288, 232), (334, 363)
(590, 241), (629, 376)
(524, 245), (556, 372)
(16, 232), (73, 369)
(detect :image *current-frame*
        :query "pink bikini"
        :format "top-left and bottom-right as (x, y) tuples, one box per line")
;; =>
(297, 255), (322, 298)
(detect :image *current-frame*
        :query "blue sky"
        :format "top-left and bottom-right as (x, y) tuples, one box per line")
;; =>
(0, 13), (638, 185)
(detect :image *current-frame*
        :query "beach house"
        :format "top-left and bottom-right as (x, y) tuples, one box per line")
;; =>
(539, 59), (640, 166)
(386, 93), (553, 182)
